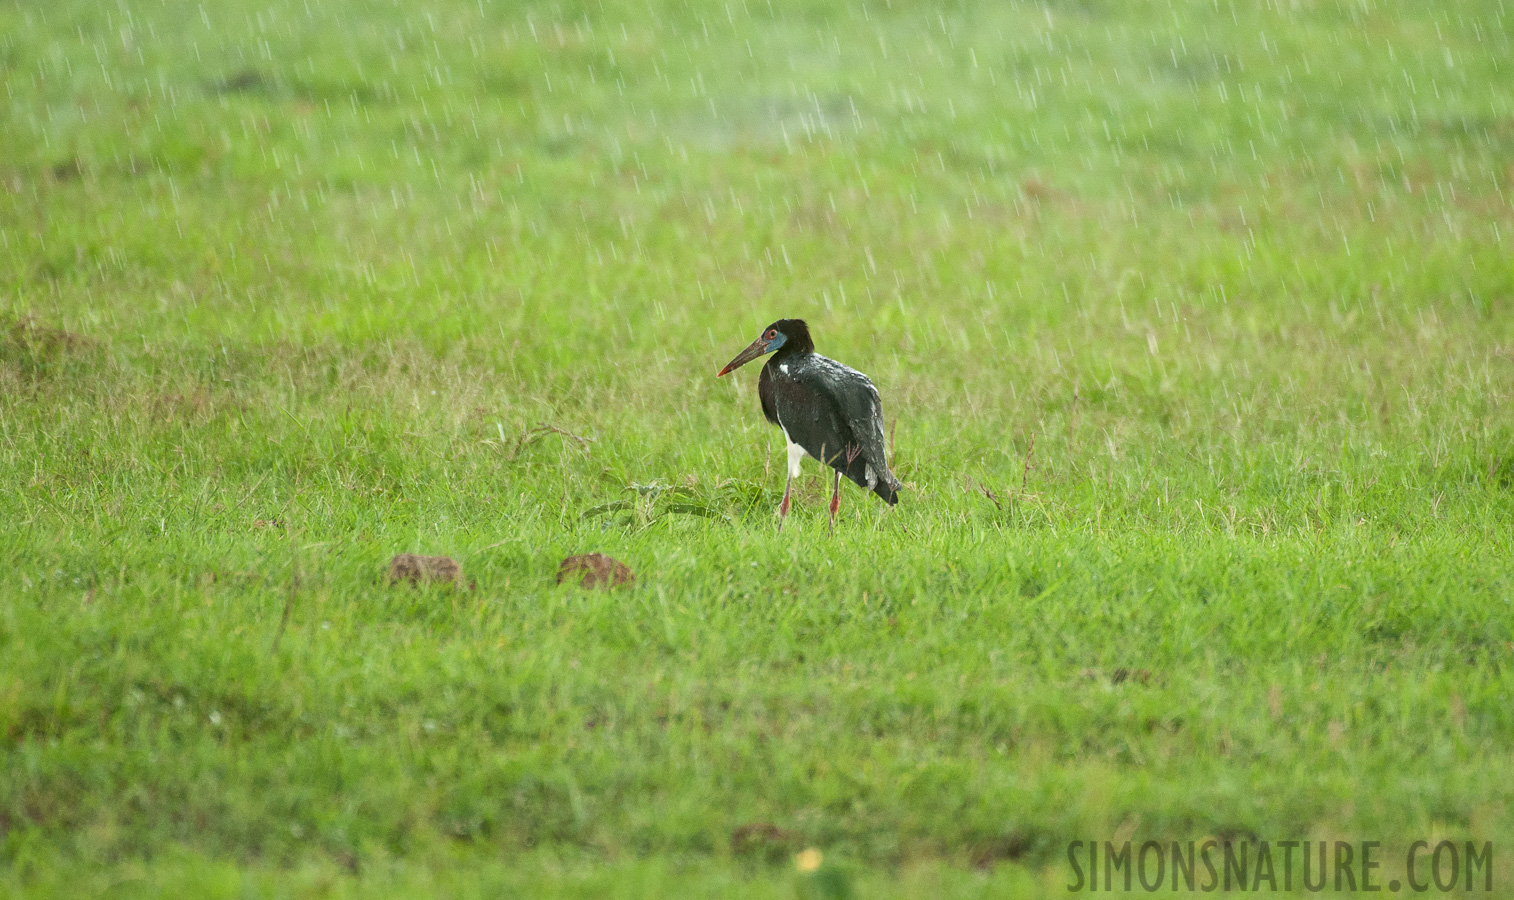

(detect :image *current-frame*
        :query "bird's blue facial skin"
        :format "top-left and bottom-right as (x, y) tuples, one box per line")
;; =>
(764, 332), (787, 353)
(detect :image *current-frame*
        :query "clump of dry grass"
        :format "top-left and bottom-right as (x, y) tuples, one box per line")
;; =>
(387, 554), (468, 589)
(1, 315), (93, 357)
(556, 554), (635, 589)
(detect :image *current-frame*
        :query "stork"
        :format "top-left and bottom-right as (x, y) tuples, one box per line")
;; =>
(717, 319), (901, 529)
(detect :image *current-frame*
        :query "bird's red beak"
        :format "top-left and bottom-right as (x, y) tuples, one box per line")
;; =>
(717, 338), (770, 377)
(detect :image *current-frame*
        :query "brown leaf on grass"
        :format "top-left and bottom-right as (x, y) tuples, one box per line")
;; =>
(731, 822), (796, 858)
(970, 832), (1035, 870)
(1109, 667), (1151, 685)
(1080, 667), (1153, 686)
(556, 553), (634, 589)
(387, 554), (468, 589)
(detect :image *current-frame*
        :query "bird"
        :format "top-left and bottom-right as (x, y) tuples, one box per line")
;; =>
(717, 318), (901, 529)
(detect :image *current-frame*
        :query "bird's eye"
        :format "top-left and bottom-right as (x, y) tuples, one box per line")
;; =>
(765, 329), (777, 340)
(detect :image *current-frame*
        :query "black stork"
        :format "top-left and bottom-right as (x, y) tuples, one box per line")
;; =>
(717, 319), (901, 529)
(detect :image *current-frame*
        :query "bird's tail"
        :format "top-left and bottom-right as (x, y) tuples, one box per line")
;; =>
(835, 447), (902, 506)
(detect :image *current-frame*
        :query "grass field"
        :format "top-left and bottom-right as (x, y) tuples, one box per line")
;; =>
(2, 0), (1513, 895)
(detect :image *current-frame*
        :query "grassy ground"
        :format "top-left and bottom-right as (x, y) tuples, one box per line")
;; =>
(2, 0), (1512, 895)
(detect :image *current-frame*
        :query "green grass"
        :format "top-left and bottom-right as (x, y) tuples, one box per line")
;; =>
(2, 0), (1513, 895)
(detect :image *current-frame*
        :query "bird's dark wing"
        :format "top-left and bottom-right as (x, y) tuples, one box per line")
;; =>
(826, 363), (902, 504)
(773, 355), (900, 504)
(757, 363), (779, 426)
(770, 366), (851, 465)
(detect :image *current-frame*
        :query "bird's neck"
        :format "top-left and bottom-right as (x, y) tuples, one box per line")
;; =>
(772, 338), (813, 363)
(767, 345), (806, 370)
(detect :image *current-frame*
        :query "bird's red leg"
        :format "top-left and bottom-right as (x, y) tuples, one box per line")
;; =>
(777, 472), (793, 531)
(828, 469), (841, 532)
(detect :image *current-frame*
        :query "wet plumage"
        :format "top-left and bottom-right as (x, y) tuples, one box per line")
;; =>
(718, 319), (901, 527)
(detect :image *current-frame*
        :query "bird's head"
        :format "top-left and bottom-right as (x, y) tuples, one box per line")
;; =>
(716, 319), (813, 376)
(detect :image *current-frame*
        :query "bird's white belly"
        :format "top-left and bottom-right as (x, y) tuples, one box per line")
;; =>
(781, 426), (808, 478)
